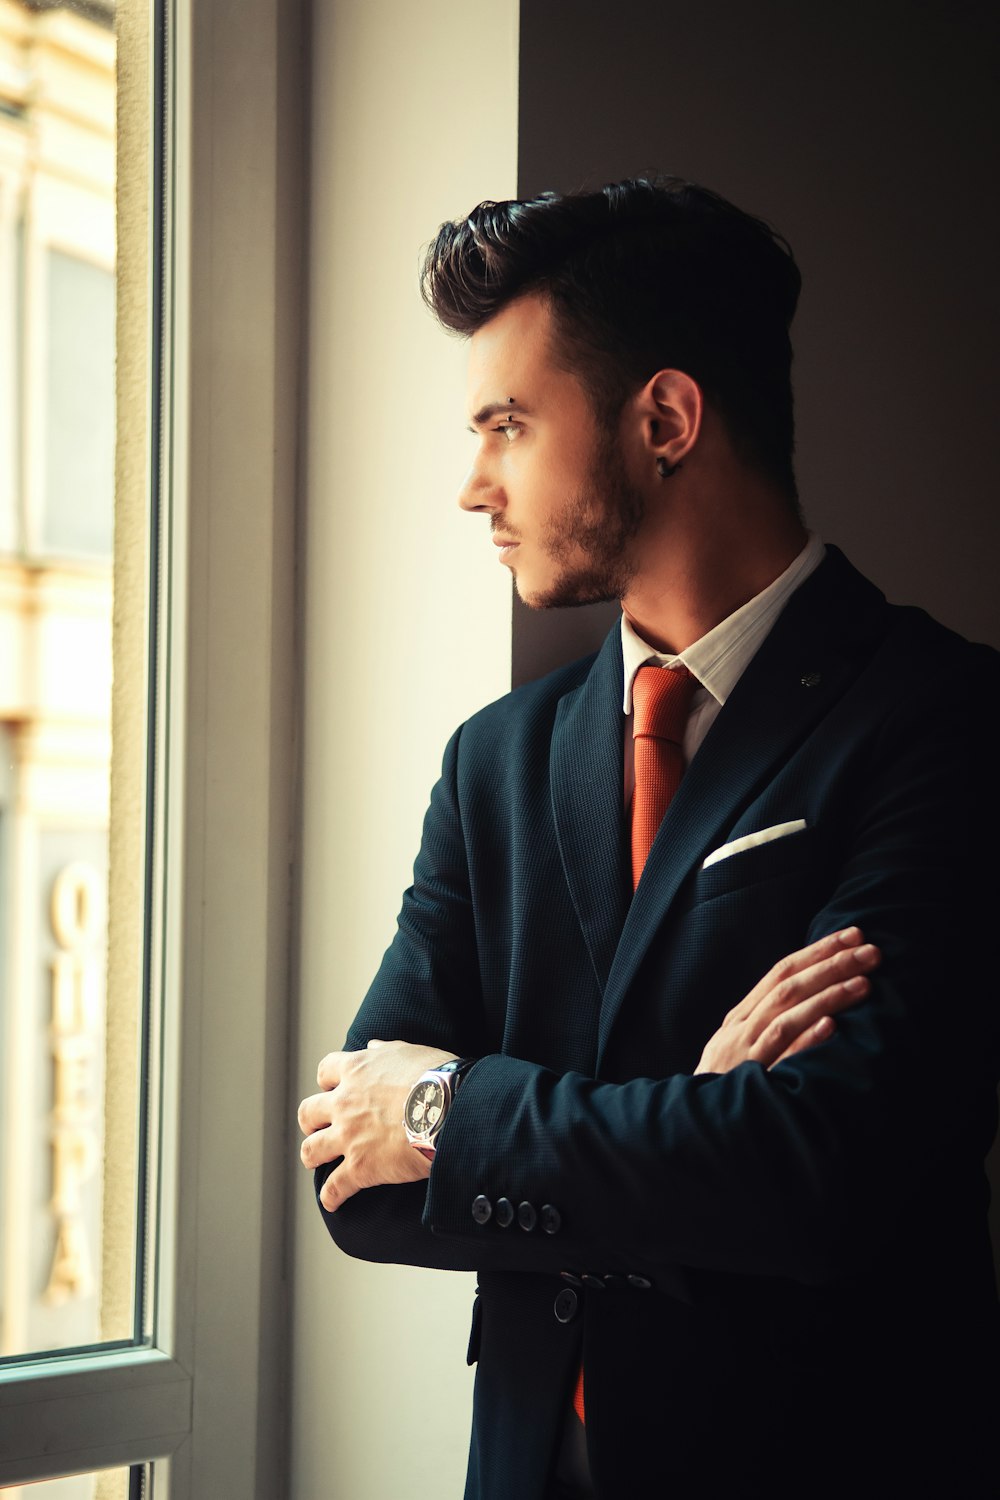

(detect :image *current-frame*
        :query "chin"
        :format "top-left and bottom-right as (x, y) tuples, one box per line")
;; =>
(515, 564), (628, 612)
(516, 579), (622, 611)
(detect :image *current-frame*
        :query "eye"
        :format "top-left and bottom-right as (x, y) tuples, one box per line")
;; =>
(495, 422), (520, 443)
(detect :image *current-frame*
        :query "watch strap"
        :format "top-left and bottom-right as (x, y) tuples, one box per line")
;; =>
(434, 1056), (478, 1090)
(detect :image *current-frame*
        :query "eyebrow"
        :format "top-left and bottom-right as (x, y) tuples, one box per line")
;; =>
(466, 399), (533, 433)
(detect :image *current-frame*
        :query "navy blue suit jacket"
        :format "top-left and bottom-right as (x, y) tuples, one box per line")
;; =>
(318, 548), (1000, 1498)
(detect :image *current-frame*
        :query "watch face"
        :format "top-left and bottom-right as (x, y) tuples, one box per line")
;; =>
(404, 1077), (446, 1140)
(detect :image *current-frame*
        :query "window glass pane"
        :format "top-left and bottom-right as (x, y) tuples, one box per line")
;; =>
(43, 249), (116, 559)
(8, 1464), (142, 1497)
(0, 0), (151, 1363)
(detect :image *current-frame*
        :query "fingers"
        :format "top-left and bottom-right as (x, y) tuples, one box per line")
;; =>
(319, 1161), (360, 1213)
(302, 1040), (402, 1195)
(744, 937), (880, 1047)
(696, 927), (881, 1077)
(298, 1091), (343, 1175)
(299, 1124), (341, 1168)
(316, 1050), (348, 1089)
(752, 970), (873, 1068)
(731, 927), (869, 1024)
(771, 1012), (835, 1065)
(297, 1088), (334, 1137)
(317, 1040), (390, 1086)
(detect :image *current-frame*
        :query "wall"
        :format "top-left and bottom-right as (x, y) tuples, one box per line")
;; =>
(514, 0), (1000, 682)
(293, 3), (518, 1496)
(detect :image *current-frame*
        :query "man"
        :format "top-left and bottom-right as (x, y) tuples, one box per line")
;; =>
(298, 179), (1000, 1498)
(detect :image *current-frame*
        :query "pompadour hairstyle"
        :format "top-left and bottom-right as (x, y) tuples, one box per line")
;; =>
(421, 177), (802, 504)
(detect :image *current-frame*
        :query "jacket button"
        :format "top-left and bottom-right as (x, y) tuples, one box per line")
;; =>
(471, 1195), (492, 1225)
(540, 1203), (562, 1235)
(581, 1273), (606, 1291)
(554, 1287), (579, 1324)
(517, 1201), (538, 1232)
(560, 1271), (583, 1287)
(495, 1196), (514, 1228)
(627, 1274), (653, 1291)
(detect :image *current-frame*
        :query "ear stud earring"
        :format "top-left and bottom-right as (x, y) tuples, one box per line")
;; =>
(656, 457), (683, 479)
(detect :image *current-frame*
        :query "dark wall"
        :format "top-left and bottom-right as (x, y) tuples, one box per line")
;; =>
(514, 0), (1000, 1270)
(513, 0), (1000, 685)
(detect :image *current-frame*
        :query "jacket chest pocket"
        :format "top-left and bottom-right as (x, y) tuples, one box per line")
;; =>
(690, 822), (821, 907)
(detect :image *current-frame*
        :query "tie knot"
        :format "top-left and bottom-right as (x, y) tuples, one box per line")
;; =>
(632, 664), (695, 745)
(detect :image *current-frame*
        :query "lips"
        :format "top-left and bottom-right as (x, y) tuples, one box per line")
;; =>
(492, 533), (520, 565)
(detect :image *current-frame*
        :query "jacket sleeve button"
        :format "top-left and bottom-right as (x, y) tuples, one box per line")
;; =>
(517, 1200), (538, 1232)
(626, 1273), (653, 1290)
(471, 1195), (493, 1225)
(553, 1287), (579, 1323)
(495, 1196), (514, 1228)
(540, 1203), (562, 1235)
(581, 1273), (607, 1291)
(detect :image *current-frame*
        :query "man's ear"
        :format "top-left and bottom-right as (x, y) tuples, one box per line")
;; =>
(635, 369), (704, 477)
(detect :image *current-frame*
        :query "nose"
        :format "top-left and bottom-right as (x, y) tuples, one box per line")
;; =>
(457, 452), (504, 515)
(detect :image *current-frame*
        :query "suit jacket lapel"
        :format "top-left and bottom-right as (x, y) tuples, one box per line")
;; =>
(550, 626), (630, 998)
(596, 547), (890, 1063)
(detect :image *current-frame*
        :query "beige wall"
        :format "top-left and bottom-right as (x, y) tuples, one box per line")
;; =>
(293, 2), (518, 1495)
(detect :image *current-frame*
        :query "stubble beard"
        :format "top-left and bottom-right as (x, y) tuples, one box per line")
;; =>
(517, 426), (647, 611)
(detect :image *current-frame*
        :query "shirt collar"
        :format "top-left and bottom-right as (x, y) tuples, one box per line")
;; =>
(621, 532), (827, 714)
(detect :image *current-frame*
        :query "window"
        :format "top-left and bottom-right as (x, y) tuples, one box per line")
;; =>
(0, 0), (300, 1492)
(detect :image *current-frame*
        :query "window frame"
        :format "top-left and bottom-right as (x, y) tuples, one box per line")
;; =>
(0, 0), (301, 1490)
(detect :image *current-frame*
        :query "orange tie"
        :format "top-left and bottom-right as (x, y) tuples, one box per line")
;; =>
(630, 664), (696, 887)
(573, 663), (695, 1427)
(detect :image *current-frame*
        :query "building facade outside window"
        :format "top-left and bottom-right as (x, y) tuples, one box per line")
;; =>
(0, 0), (117, 1380)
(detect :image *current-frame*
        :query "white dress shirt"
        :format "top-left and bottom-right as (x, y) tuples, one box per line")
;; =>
(621, 533), (826, 801)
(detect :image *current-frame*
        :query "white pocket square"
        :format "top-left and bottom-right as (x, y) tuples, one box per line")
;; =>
(702, 819), (808, 870)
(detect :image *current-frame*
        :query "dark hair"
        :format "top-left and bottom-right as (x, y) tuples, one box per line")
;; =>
(421, 177), (802, 503)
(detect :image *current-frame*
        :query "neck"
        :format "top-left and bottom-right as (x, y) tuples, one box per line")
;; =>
(620, 485), (807, 655)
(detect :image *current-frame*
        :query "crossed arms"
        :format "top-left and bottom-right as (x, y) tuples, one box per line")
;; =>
(298, 926), (880, 1215)
(298, 633), (1000, 1284)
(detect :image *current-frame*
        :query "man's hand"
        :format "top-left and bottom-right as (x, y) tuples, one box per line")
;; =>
(694, 926), (881, 1075)
(298, 1039), (459, 1213)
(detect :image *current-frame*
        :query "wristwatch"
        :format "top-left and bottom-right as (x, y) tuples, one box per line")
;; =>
(403, 1057), (477, 1161)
